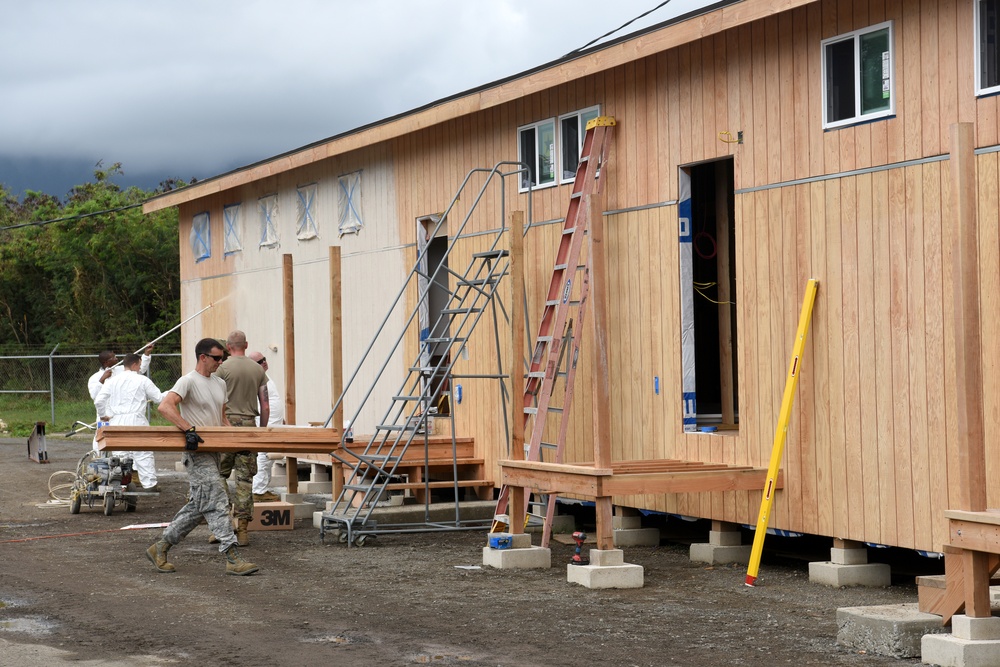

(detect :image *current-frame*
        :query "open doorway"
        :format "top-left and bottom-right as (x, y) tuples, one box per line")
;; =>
(416, 215), (451, 415)
(678, 159), (738, 430)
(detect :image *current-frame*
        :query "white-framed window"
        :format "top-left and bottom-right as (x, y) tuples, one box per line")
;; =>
(338, 171), (363, 236)
(977, 0), (1000, 95)
(558, 106), (601, 182)
(259, 194), (279, 248)
(223, 203), (242, 255)
(517, 118), (556, 191)
(296, 183), (318, 240)
(821, 21), (895, 129)
(190, 211), (210, 263)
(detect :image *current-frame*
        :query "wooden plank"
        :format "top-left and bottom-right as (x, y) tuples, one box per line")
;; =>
(825, 178), (848, 540)
(951, 123), (987, 512)
(283, 253), (298, 493)
(902, 0), (922, 161)
(330, 246), (344, 497)
(888, 167), (913, 548)
(840, 175), (863, 540)
(603, 469), (780, 496)
(978, 154), (1000, 518)
(872, 169), (896, 544)
(98, 426), (342, 453)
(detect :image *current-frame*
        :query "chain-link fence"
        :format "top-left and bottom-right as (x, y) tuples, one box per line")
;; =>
(0, 350), (182, 437)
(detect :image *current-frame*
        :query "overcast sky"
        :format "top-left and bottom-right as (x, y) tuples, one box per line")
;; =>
(0, 0), (712, 199)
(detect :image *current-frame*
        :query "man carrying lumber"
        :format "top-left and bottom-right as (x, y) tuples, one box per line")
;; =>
(215, 330), (269, 546)
(145, 338), (258, 576)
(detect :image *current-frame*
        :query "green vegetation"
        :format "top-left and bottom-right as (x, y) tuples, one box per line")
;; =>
(0, 163), (183, 354)
(2, 394), (174, 438)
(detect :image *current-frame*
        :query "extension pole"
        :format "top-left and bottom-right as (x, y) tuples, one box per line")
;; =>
(745, 278), (818, 587)
(107, 301), (220, 370)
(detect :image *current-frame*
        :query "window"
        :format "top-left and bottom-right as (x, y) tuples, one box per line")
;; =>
(977, 0), (1000, 95)
(821, 21), (894, 129)
(296, 183), (318, 240)
(559, 106), (600, 182)
(338, 171), (363, 236)
(223, 203), (242, 255)
(190, 212), (210, 262)
(517, 118), (556, 191)
(259, 194), (279, 248)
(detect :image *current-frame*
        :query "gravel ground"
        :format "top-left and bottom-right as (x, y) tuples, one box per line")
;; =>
(0, 435), (936, 666)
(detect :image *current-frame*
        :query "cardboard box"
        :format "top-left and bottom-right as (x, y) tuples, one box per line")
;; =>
(235, 501), (294, 531)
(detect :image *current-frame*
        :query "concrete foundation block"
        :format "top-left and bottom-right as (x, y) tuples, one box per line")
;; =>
(953, 615), (1000, 641)
(482, 545), (551, 569)
(809, 561), (891, 587)
(690, 542), (752, 565)
(312, 510), (324, 529)
(527, 514), (575, 534)
(567, 562), (644, 589)
(613, 527), (660, 547)
(836, 603), (947, 659)
(709, 529), (743, 547)
(174, 461), (185, 472)
(922, 632), (1000, 667)
(832, 547), (870, 565)
(278, 493), (316, 519)
(295, 480), (334, 494)
(588, 549), (624, 567)
(613, 514), (642, 530)
(309, 463), (330, 482)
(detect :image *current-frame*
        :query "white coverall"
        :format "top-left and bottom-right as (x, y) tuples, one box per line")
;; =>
(94, 368), (163, 488)
(88, 354), (150, 452)
(252, 378), (284, 494)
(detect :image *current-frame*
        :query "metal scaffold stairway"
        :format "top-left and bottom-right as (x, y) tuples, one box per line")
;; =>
(491, 116), (616, 548)
(320, 162), (528, 546)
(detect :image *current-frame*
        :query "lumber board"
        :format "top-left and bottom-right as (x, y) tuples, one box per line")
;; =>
(97, 425), (343, 453)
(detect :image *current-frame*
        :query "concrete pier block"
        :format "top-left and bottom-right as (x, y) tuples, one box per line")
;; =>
(566, 549), (643, 589)
(483, 533), (550, 569)
(279, 492), (316, 519)
(613, 527), (661, 547)
(690, 522), (750, 565)
(924, 617), (1000, 666)
(836, 603), (947, 658)
(809, 561), (891, 587)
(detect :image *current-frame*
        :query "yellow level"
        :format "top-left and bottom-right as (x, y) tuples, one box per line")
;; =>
(745, 278), (819, 587)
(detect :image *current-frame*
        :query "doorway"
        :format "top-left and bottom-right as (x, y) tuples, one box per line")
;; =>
(678, 159), (738, 429)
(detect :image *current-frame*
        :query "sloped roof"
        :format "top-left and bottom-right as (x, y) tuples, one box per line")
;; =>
(144, 0), (809, 213)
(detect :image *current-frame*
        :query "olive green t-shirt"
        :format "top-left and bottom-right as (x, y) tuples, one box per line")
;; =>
(215, 355), (268, 418)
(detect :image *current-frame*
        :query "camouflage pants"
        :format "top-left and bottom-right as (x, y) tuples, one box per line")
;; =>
(163, 452), (237, 553)
(219, 415), (258, 521)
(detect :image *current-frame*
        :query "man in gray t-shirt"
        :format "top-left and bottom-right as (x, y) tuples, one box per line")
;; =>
(145, 338), (259, 576)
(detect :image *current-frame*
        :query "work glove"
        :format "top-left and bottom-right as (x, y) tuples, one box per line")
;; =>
(184, 427), (203, 451)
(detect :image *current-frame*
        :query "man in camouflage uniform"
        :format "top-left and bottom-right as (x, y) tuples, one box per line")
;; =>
(216, 330), (269, 546)
(145, 338), (258, 576)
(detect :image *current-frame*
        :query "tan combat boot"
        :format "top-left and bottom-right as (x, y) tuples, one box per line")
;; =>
(146, 540), (176, 573)
(236, 518), (250, 546)
(224, 545), (259, 576)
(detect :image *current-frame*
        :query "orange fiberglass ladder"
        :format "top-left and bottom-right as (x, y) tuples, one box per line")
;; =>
(491, 115), (616, 547)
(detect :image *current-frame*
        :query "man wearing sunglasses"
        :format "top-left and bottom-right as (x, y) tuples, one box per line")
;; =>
(215, 330), (269, 547)
(146, 338), (258, 576)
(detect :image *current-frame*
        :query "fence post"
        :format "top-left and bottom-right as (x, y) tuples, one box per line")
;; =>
(48, 343), (59, 425)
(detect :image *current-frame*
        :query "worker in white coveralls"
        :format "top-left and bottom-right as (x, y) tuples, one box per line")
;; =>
(88, 346), (153, 452)
(94, 353), (164, 491)
(248, 350), (283, 502)
(146, 337), (258, 576)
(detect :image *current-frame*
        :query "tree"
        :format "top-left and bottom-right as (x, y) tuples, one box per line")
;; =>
(0, 164), (181, 352)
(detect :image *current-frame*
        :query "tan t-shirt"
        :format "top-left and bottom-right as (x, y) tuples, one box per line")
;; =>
(167, 371), (227, 428)
(215, 355), (268, 418)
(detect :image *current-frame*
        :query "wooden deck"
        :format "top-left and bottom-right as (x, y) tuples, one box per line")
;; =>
(499, 458), (779, 498)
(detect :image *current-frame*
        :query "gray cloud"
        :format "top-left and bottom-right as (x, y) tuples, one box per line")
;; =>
(1, 0), (709, 194)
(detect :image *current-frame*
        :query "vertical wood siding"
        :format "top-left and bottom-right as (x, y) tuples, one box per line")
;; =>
(169, 0), (1000, 551)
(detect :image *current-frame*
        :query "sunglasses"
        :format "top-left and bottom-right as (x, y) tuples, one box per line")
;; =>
(203, 353), (224, 362)
(256, 357), (266, 365)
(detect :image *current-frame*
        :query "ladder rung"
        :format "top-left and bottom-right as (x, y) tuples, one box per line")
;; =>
(553, 263), (568, 270)
(537, 336), (553, 343)
(472, 249), (509, 259)
(540, 442), (558, 450)
(442, 307), (481, 315)
(409, 366), (436, 372)
(570, 191), (582, 199)
(523, 407), (538, 415)
(355, 454), (400, 463)
(562, 227), (577, 235)
(527, 371), (545, 378)
(579, 155), (590, 163)
(424, 336), (466, 343)
(547, 407), (563, 414)
(377, 423), (423, 432)
(392, 395), (422, 401)
(460, 278), (498, 287)
(545, 300), (559, 306)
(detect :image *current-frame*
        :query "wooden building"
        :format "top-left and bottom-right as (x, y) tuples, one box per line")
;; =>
(144, 0), (1000, 556)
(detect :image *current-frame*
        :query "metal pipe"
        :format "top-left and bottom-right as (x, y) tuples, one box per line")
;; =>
(48, 343), (59, 425)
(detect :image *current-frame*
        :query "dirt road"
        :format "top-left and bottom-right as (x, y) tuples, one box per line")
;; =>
(0, 437), (927, 666)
